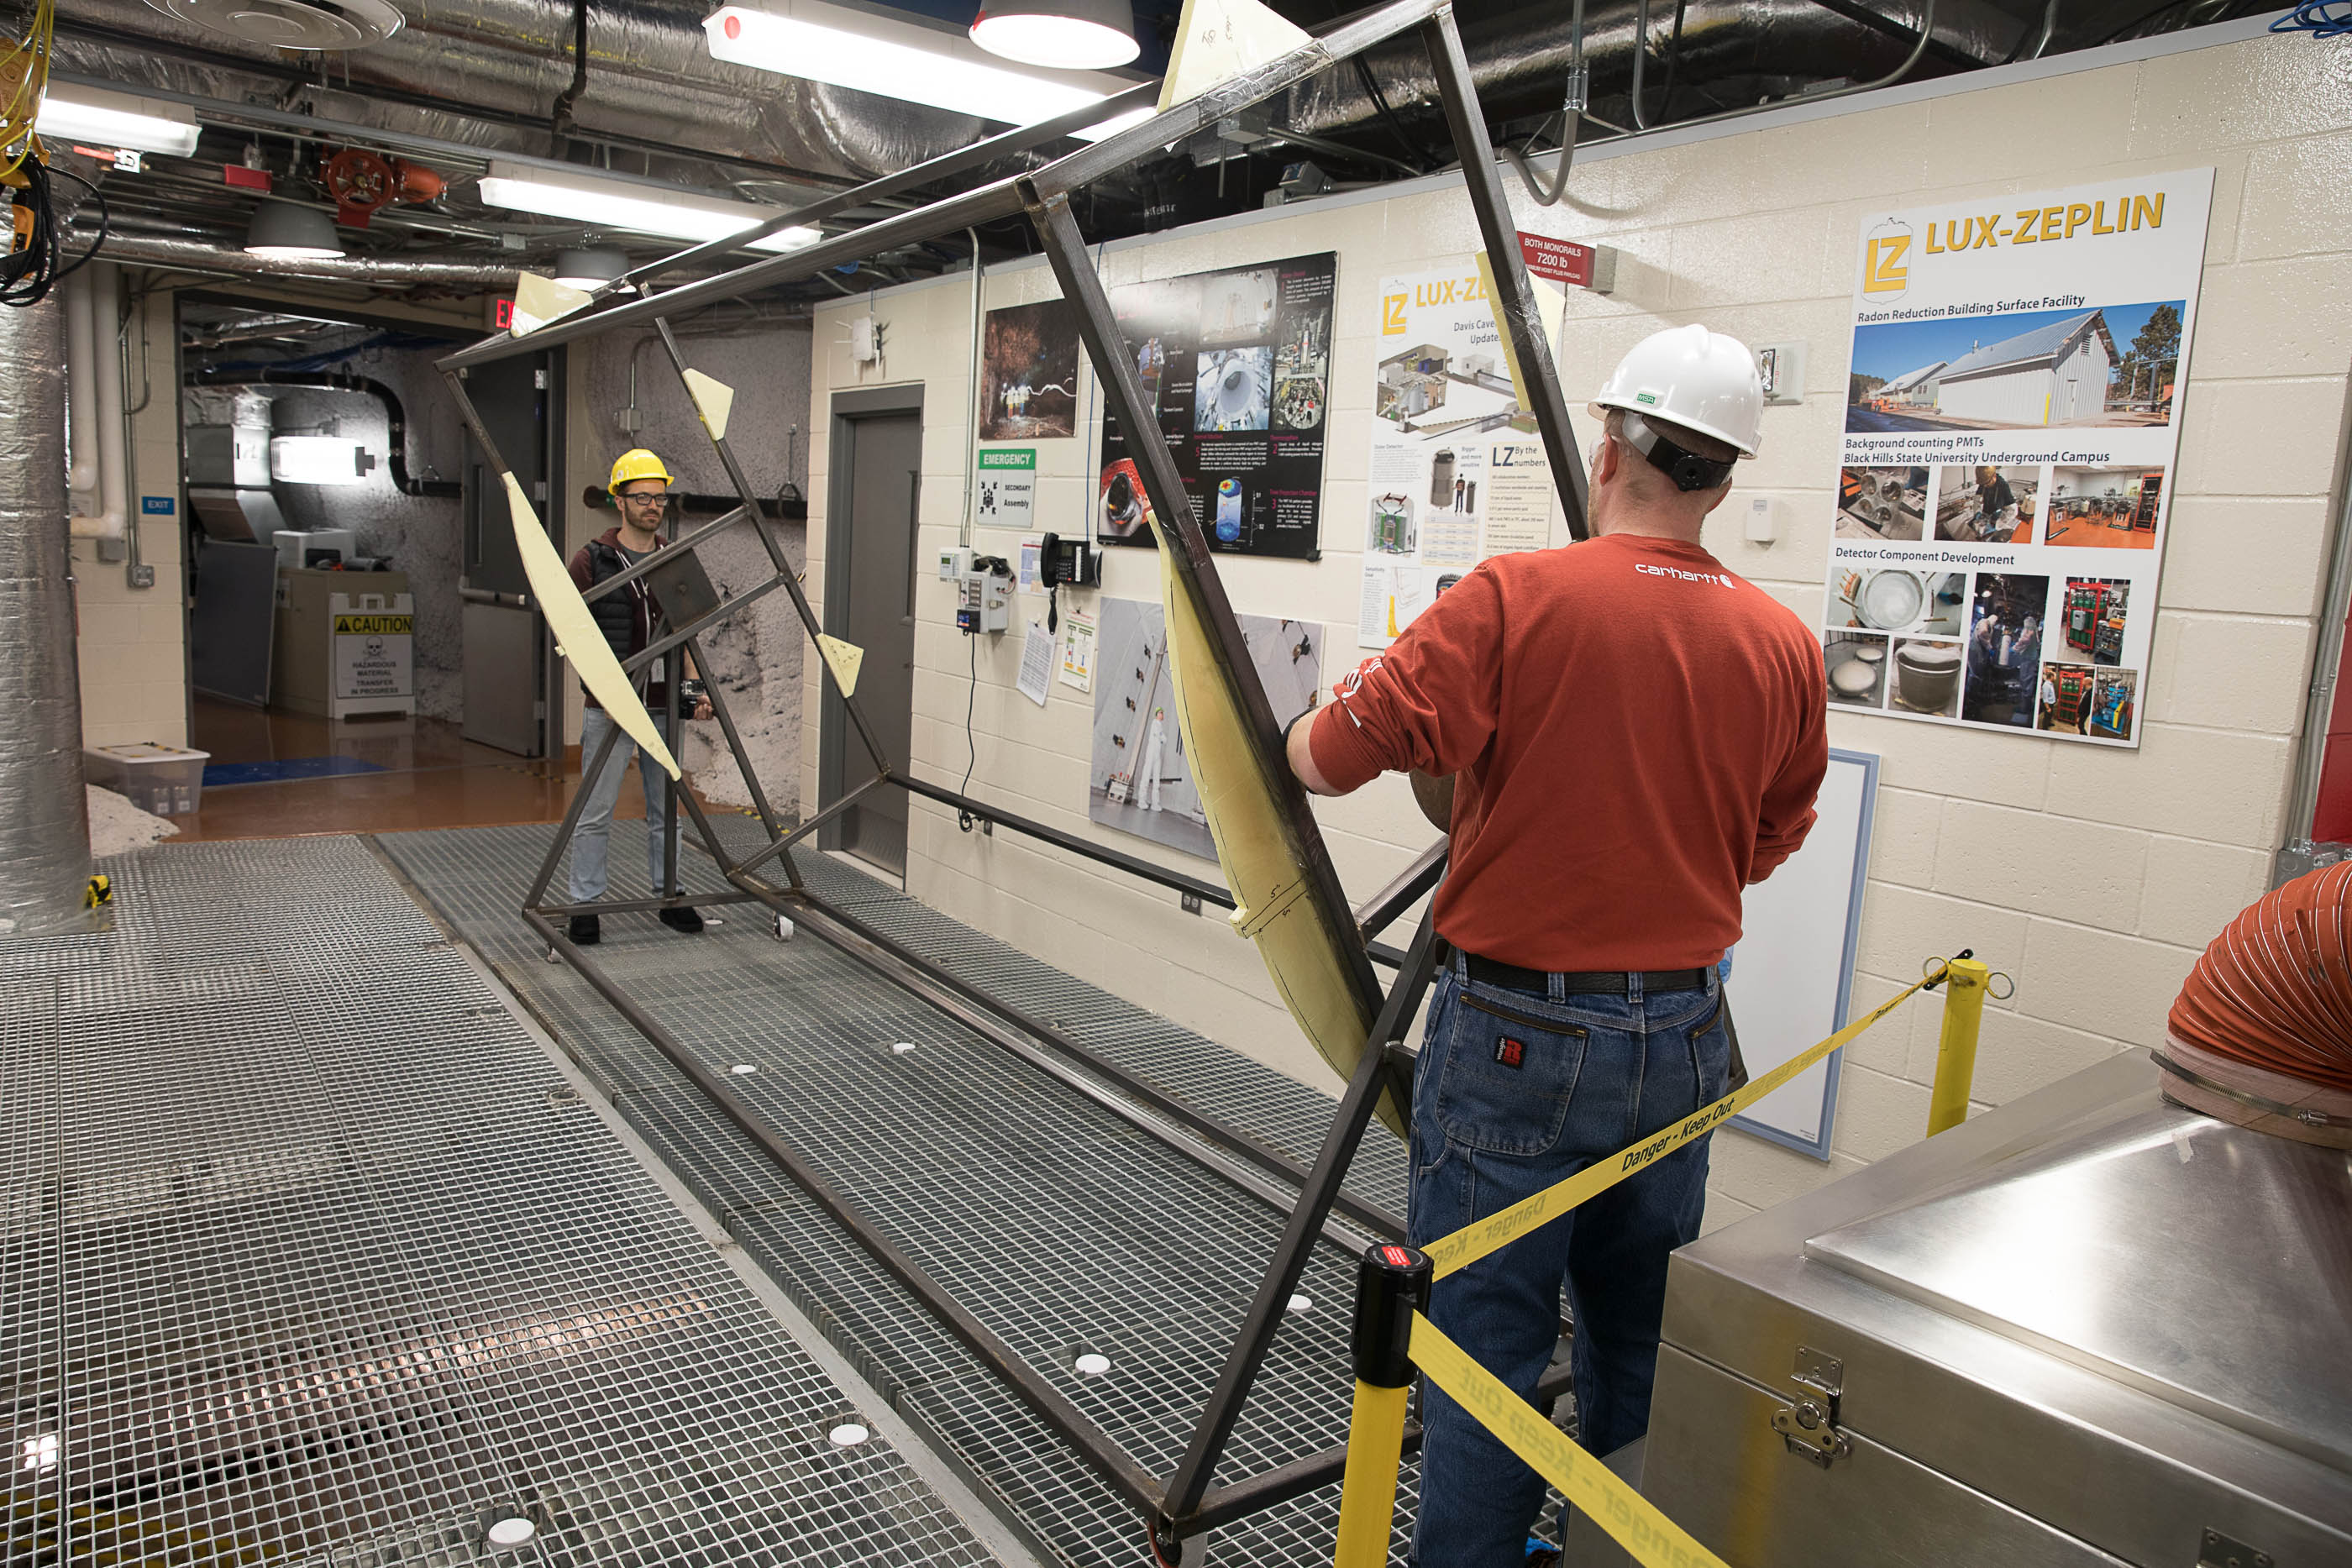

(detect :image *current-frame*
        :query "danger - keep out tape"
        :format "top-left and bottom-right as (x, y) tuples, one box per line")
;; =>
(1422, 964), (1945, 1281)
(1410, 1313), (1730, 1568)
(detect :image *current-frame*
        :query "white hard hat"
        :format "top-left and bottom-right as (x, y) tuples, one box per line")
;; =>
(1590, 324), (1765, 457)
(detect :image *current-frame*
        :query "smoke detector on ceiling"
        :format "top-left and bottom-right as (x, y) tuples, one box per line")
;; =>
(144, 0), (403, 50)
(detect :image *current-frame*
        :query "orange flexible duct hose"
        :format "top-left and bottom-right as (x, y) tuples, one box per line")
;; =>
(2162, 861), (2352, 1148)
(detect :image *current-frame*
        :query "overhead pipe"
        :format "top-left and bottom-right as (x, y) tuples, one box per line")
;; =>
(0, 286), (97, 938)
(67, 263), (129, 546)
(88, 233), (525, 286)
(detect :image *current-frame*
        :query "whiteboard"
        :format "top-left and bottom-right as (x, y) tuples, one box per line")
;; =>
(1723, 749), (1878, 1160)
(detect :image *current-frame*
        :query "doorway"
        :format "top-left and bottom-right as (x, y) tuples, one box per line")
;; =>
(172, 294), (575, 839)
(818, 387), (923, 878)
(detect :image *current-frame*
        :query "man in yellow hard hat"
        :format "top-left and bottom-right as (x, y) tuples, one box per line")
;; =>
(563, 448), (714, 945)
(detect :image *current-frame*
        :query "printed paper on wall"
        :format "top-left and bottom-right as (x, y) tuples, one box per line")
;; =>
(1825, 170), (2212, 747)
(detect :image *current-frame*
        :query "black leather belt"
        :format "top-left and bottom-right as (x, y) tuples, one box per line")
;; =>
(1462, 952), (1709, 996)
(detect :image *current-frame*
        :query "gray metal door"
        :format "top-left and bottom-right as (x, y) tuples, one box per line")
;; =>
(820, 403), (921, 876)
(459, 350), (553, 755)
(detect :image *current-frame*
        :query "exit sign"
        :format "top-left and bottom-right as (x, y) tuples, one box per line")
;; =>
(488, 296), (516, 330)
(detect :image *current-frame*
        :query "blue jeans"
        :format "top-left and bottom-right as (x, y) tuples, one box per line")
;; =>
(568, 705), (683, 904)
(1410, 958), (1730, 1567)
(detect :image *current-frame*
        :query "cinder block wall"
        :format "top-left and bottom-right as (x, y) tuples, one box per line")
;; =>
(801, 23), (2352, 1225)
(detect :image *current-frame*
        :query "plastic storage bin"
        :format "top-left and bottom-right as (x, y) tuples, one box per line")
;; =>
(84, 742), (211, 816)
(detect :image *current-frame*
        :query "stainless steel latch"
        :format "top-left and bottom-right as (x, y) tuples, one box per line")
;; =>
(2196, 1529), (2272, 1568)
(1769, 1346), (1851, 1466)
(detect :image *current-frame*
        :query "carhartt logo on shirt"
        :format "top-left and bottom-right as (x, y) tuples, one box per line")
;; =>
(1635, 563), (1738, 588)
(1494, 1036), (1525, 1069)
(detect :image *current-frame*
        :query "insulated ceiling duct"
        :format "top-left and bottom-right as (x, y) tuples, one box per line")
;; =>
(141, 0), (404, 50)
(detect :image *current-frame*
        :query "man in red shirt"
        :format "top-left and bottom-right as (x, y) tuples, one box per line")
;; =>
(1289, 326), (1826, 1565)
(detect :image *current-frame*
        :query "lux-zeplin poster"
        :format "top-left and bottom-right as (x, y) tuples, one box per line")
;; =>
(1824, 168), (2210, 748)
(1359, 261), (1560, 648)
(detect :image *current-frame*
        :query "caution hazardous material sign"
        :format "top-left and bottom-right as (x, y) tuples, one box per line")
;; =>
(333, 613), (414, 637)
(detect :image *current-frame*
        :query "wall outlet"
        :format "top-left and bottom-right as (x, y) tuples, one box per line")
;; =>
(127, 563), (156, 589)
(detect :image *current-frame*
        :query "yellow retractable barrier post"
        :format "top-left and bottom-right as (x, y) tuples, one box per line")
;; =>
(1925, 956), (1990, 1135)
(1332, 1242), (1431, 1568)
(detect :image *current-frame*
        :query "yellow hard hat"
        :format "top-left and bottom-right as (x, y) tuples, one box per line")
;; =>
(608, 448), (675, 495)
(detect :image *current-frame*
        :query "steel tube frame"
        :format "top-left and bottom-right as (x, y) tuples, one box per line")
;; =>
(439, 0), (1601, 1547)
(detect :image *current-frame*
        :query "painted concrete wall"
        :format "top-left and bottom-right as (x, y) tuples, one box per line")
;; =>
(576, 321), (813, 812)
(801, 24), (2352, 1228)
(77, 286), (188, 750)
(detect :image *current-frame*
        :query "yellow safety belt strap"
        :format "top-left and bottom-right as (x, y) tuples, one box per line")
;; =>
(1425, 966), (1944, 1279)
(1410, 1313), (1732, 1568)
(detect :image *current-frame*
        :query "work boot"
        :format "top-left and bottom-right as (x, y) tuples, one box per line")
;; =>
(659, 905), (705, 935)
(568, 913), (600, 946)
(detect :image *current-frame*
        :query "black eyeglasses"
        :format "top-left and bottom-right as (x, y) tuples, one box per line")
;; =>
(619, 493), (668, 507)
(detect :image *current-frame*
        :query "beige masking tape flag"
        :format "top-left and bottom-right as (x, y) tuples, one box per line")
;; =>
(816, 633), (864, 696)
(1474, 252), (1566, 414)
(1152, 526), (1397, 1136)
(502, 474), (680, 779)
(1158, 0), (1310, 112)
(510, 272), (594, 338)
(681, 368), (736, 441)
(1410, 1314), (1732, 1568)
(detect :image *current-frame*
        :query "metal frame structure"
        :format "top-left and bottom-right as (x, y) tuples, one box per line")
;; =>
(432, 2), (1590, 1552)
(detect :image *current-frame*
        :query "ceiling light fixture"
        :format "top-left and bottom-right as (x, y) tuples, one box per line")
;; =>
(35, 81), (202, 158)
(703, 3), (1140, 139)
(270, 436), (375, 485)
(970, 0), (1138, 71)
(550, 247), (630, 291)
(478, 163), (822, 253)
(241, 202), (344, 260)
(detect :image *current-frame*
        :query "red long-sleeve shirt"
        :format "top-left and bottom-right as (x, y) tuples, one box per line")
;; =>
(1310, 532), (1827, 972)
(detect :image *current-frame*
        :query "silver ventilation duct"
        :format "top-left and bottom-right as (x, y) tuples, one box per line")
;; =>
(1284, 0), (2020, 138)
(60, 0), (1007, 187)
(0, 285), (97, 937)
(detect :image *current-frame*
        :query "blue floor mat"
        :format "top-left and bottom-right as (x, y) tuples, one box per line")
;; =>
(202, 756), (390, 787)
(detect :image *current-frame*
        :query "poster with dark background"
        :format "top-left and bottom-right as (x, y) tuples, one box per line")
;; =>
(979, 301), (1080, 441)
(1095, 252), (1335, 559)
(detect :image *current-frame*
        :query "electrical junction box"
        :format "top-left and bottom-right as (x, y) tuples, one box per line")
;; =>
(956, 567), (1011, 634)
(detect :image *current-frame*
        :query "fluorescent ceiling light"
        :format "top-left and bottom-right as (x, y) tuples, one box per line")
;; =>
(270, 436), (373, 486)
(35, 81), (201, 158)
(704, 3), (1139, 138)
(971, 0), (1138, 71)
(478, 162), (822, 253)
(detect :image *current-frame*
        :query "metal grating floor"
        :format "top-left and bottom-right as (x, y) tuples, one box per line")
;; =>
(1, 837), (1001, 1568)
(378, 819), (1425, 1565)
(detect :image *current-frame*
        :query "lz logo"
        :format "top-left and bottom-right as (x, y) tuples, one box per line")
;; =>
(1861, 220), (1911, 297)
(1381, 293), (1408, 335)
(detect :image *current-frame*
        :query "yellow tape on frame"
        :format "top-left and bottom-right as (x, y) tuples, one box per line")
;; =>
(1410, 1314), (1731, 1568)
(503, 474), (680, 780)
(1425, 967), (1942, 1279)
(681, 368), (735, 441)
(816, 633), (864, 696)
